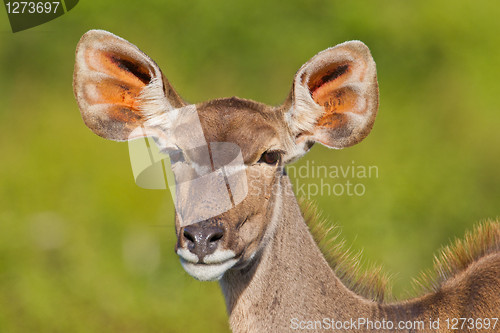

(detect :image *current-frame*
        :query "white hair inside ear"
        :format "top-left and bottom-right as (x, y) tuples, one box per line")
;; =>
(282, 40), (378, 160)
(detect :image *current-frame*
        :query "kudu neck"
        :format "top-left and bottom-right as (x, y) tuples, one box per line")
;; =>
(219, 175), (376, 332)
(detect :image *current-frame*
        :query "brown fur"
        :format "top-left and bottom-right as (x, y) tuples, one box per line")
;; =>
(413, 220), (500, 293)
(300, 199), (392, 302)
(302, 198), (500, 306)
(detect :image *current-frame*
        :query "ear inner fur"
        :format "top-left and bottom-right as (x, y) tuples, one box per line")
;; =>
(283, 41), (378, 152)
(83, 78), (142, 111)
(73, 30), (186, 141)
(79, 43), (156, 126)
(314, 87), (358, 130)
(308, 62), (350, 95)
(85, 49), (152, 89)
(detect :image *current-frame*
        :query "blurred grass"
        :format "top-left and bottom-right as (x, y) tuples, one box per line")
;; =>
(0, 0), (499, 332)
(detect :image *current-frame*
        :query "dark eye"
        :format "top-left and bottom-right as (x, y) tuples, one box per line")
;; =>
(258, 151), (281, 165)
(170, 150), (185, 163)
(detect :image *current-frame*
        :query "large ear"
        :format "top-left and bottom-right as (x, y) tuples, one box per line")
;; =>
(73, 29), (186, 141)
(283, 41), (378, 156)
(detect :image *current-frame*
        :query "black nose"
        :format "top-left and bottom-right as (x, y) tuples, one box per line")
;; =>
(182, 221), (224, 261)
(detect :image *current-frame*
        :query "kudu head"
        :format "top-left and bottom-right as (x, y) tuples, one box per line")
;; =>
(73, 30), (378, 281)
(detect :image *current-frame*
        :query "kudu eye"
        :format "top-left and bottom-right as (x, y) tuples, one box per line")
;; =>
(170, 150), (185, 163)
(258, 150), (282, 165)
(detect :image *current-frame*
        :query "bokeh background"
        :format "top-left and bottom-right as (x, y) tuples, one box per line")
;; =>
(1, 1), (499, 332)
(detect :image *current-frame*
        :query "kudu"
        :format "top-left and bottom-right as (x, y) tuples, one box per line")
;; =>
(74, 30), (500, 332)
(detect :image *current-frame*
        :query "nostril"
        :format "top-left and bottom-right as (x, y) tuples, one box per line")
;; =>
(182, 223), (224, 257)
(209, 232), (223, 243)
(183, 230), (195, 243)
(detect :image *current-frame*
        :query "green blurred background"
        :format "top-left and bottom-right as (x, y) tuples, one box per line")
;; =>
(0, 1), (499, 332)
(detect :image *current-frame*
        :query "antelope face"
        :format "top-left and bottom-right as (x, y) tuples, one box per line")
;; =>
(73, 30), (378, 281)
(173, 99), (288, 281)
